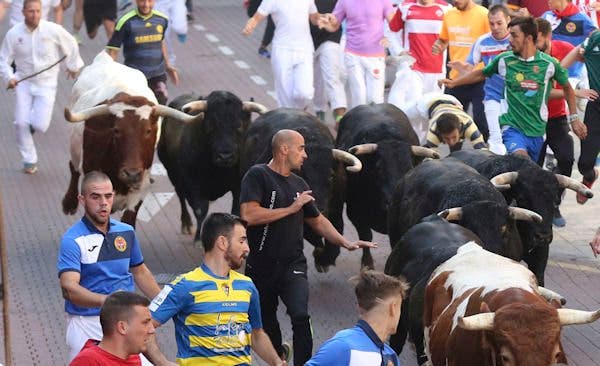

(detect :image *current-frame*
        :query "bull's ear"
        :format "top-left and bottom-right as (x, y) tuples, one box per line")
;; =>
(480, 302), (491, 313)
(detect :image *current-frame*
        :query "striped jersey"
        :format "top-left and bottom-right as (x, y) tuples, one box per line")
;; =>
(467, 32), (510, 102)
(573, 0), (600, 27)
(150, 264), (262, 366)
(482, 50), (570, 136)
(388, 1), (450, 73)
(424, 102), (487, 150)
(57, 217), (144, 316)
(107, 9), (169, 79)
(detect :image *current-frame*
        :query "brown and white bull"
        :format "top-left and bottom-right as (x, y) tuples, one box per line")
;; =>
(424, 242), (600, 366)
(61, 52), (199, 226)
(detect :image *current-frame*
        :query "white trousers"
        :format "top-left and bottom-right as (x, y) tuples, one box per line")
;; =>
(417, 71), (444, 94)
(154, 0), (187, 66)
(14, 81), (56, 164)
(66, 314), (153, 365)
(483, 99), (507, 155)
(271, 47), (314, 109)
(313, 41), (347, 112)
(344, 52), (385, 108)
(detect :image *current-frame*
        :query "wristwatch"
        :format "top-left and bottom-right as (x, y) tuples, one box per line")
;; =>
(567, 114), (579, 124)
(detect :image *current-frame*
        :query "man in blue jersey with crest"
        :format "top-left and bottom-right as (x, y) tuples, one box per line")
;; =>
(147, 213), (285, 366)
(58, 171), (162, 363)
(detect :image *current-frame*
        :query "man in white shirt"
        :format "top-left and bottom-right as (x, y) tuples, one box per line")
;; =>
(0, 0), (83, 174)
(155, 0), (188, 66)
(4, 0), (63, 25)
(243, 0), (322, 110)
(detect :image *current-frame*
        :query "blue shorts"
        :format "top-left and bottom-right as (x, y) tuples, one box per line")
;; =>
(502, 126), (544, 162)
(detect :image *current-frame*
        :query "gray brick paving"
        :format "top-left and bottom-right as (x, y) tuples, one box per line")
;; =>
(0, 1), (599, 365)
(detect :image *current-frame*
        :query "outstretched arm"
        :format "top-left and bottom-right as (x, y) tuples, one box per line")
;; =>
(243, 12), (266, 35)
(305, 214), (377, 250)
(438, 69), (486, 89)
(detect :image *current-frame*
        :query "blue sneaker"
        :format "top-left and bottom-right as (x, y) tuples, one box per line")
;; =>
(258, 47), (271, 58)
(23, 163), (38, 174)
(552, 207), (566, 227)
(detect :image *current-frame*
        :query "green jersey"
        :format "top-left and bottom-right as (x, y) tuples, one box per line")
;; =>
(583, 31), (600, 92)
(482, 50), (569, 137)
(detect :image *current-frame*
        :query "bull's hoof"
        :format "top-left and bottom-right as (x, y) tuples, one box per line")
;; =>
(181, 224), (195, 235)
(62, 196), (78, 215)
(314, 263), (330, 273)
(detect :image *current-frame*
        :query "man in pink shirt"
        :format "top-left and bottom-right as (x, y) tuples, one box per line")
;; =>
(321, 0), (396, 107)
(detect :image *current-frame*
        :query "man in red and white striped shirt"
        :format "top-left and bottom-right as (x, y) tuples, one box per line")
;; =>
(572, 0), (600, 27)
(388, 0), (450, 93)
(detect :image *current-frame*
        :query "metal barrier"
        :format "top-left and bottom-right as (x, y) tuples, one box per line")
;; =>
(0, 188), (11, 366)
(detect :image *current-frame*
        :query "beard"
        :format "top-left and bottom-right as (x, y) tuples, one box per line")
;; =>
(225, 248), (246, 270)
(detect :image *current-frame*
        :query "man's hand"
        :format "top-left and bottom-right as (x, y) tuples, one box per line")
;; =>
(432, 39), (445, 55)
(66, 69), (79, 79)
(290, 190), (315, 213)
(379, 37), (390, 48)
(7, 78), (17, 89)
(575, 88), (599, 101)
(447, 60), (472, 76)
(438, 78), (455, 89)
(590, 228), (600, 258)
(515, 7), (530, 17)
(571, 119), (587, 140)
(243, 18), (257, 35)
(344, 240), (378, 251)
(166, 65), (179, 86)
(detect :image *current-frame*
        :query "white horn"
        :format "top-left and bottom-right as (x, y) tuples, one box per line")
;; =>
(557, 308), (600, 326)
(64, 105), (110, 122)
(537, 286), (567, 305)
(555, 174), (594, 199)
(411, 146), (440, 159)
(182, 100), (208, 113)
(457, 312), (495, 331)
(490, 171), (518, 188)
(243, 101), (269, 114)
(332, 149), (363, 173)
(348, 143), (378, 155)
(437, 207), (463, 221)
(508, 207), (543, 223)
(153, 105), (202, 123)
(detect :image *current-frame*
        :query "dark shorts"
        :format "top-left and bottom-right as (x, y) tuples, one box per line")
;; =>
(83, 0), (117, 35)
(148, 74), (168, 105)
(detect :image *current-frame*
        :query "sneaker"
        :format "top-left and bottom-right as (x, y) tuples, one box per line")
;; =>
(544, 157), (557, 171)
(72, 32), (81, 44)
(281, 342), (292, 363)
(258, 47), (271, 58)
(576, 170), (597, 205)
(23, 163), (37, 174)
(29, 124), (35, 135)
(316, 111), (325, 121)
(552, 206), (566, 227)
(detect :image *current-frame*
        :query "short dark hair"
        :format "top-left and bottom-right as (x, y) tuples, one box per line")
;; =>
(509, 16), (538, 43)
(100, 292), (150, 336)
(23, 0), (41, 10)
(535, 17), (553, 37)
(351, 270), (409, 312)
(436, 113), (461, 135)
(489, 4), (510, 18)
(80, 171), (112, 195)
(200, 213), (247, 252)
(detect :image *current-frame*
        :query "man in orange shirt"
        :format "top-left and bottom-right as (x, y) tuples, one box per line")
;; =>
(432, 0), (490, 140)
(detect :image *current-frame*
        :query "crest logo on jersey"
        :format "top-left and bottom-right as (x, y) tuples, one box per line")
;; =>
(145, 22), (152, 27)
(533, 65), (540, 73)
(520, 80), (538, 97)
(114, 236), (127, 252)
(157, 24), (164, 34)
(436, 9), (443, 17)
(566, 22), (577, 33)
(515, 73), (525, 82)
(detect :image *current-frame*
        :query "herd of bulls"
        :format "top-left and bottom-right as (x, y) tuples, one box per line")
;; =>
(60, 54), (600, 365)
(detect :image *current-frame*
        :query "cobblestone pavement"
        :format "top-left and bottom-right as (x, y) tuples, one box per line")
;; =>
(0, 1), (599, 365)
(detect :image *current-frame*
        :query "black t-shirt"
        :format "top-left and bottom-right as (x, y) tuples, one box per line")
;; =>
(240, 164), (320, 267)
(310, 0), (342, 49)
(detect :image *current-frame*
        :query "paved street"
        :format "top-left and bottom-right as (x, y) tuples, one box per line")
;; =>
(0, 1), (599, 364)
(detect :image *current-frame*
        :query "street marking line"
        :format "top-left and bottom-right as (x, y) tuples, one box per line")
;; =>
(218, 46), (234, 56)
(150, 162), (167, 176)
(234, 60), (250, 69)
(137, 192), (175, 222)
(205, 34), (219, 43)
(267, 90), (277, 100)
(193, 24), (206, 31)
(250, 75), (266, 85)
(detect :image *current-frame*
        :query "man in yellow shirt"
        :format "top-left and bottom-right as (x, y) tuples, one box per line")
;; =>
(432, 0), (490, 142)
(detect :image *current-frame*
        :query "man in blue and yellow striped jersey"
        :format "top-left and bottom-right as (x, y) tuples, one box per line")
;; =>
(147, 213), (285, 366)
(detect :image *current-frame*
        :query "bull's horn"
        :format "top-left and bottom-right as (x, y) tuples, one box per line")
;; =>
(538, 286), (567, 305)
(555, 174), (594, 199)
(153, 105), (201, 123)
(557, 308), (600, 326)
(348, 143), (378, 155)
(243, 101), (269, 114)
(64, 105), (110, 122)
(411, 146), (440, 159)
(490, 171), (518, 187)
(457, 312), (495, 331)
(332, 149), (363, 173)
(182, 100), (208, 113)
(508, 207), (543, 223)
(438, 207), (463, 221)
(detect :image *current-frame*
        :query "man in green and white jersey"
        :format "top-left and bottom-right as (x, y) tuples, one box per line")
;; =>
(440, 16), (587, 161)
